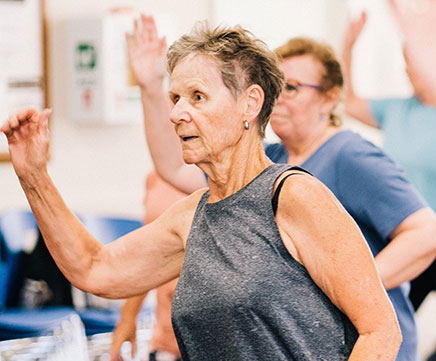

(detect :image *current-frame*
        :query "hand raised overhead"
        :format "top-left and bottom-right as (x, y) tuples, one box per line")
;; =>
(126, 14), (167, 91)
(1, 108), (51, 183)
(387, 0), (436, 104)
(343, 11), (367, 50)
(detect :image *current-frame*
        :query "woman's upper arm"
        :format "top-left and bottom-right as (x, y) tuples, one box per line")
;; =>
(86, 191), (203, 299)
(276, 175), (398, 334)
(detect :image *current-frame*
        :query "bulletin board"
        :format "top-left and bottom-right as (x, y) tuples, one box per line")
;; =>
(0, 0), (47, 161)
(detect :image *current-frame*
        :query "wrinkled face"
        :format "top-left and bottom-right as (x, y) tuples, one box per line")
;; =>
(270, 55), (328, 139)
(169, 54), (245, 165)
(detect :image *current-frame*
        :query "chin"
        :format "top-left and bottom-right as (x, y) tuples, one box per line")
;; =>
(182, 152), (199, 165)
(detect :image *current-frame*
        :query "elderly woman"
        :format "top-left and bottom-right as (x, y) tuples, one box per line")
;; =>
(130, 15), (436, 361)
(2, 22), (400, 360)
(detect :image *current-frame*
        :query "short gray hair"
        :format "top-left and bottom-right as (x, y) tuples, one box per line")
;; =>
(167, 22), (284, 138)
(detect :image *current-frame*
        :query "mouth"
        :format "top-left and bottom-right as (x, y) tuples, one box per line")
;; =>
(180, 135), (199, 142)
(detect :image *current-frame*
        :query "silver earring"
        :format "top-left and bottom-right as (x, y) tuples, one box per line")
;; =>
(244, 120), (249, 130)
(320, 114), (327, 121)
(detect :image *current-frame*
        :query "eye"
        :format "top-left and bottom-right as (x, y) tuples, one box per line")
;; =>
(170, 94), (180, 104)
(193, 92), (205, 102)
(285, 83), (297, 92)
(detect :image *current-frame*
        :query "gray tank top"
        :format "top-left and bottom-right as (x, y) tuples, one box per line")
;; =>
(171, 164), (358, 360)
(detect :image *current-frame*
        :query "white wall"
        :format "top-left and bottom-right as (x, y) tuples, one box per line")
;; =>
(1, 1), (434, 358)
(0, 0), (212, 218)
(0, 0), (413, 218)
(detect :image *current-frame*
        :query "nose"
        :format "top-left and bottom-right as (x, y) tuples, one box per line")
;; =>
(276, 92), (287, 105)
(169, 98), (191, 125)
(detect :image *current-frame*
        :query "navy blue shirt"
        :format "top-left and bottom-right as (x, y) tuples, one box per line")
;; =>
(266, 130), (426, 361)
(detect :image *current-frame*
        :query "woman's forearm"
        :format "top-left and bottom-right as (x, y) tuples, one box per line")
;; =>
(349, 330), (402, 360)
(20, 168), (103, 293)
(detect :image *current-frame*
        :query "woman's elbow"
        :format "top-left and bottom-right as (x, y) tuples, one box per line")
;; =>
(384, 316), (402, 354)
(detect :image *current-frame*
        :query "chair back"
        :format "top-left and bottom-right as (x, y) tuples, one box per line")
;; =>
(81, 215), (142, 245)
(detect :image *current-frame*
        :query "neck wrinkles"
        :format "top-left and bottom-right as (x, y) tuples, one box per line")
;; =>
(200, 136), (273, 202)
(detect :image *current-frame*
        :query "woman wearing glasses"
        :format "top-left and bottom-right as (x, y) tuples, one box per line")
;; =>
(126, 17), (436, 361)
(250, 37), (436, 361)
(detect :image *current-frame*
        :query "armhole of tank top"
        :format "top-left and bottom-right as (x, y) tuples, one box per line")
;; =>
(272, 167), (312, 216)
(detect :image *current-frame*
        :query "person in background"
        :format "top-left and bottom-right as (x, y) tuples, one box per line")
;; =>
(387, 0), (436, 106)
(2, 18), (401, 359)
(128, 15), (436, 361)
(342, 3), (436, 313)
(110, 170), (184, 361)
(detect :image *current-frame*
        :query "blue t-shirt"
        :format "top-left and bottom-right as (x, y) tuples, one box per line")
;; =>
(265, 130), (426, 361)
(371, 96), (436, 212)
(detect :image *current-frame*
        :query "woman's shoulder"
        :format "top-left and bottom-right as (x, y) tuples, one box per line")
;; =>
(275, 170), (336, 212)
(162, 188), (209, 220)
(155, 188), (209, 241)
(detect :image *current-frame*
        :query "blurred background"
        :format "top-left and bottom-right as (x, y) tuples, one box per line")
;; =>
(0, 0), (435, 359)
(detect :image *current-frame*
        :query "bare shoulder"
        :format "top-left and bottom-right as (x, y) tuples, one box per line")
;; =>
(154, 187), (209, 244)
(164, 187), (208, 215)
(274, 171), (353, 260)
(275, 170), (338, 210)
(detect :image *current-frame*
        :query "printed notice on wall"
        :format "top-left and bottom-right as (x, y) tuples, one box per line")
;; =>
(0, 0), (44, 159)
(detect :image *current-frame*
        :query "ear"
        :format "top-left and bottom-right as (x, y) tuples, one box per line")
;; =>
(321, 86), (340, 114)
(244, 84), (264, 124)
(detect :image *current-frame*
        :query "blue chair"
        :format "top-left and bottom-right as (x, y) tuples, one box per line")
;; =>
(0, 209), (79, 341)
(81, 214), (142, 245)
(77, 214), (143, 335)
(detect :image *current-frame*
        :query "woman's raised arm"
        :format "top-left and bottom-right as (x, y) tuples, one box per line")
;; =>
(1, 108), (195, 299)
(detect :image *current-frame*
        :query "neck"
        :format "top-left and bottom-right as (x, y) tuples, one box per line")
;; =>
(281, 125), (339, 166)
(198, 133), (273, 202)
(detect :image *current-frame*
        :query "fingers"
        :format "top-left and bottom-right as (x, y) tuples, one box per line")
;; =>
(133, 18), (141, 46)
(38, 108), (51, 134)
(387, 0), (405, 28)
(131, 13), (160, 47)
(387, 0), (401, 19)
(109, 341), (123, 361)
(109, 350), (123, 361)
(159, 36), (167, 56)
(359, 11), (367, 27)
(141, 13), (158, 41)
(1, 108), (39, 136)
(352, 11), (366, 32)
(125, 31), (134, 53)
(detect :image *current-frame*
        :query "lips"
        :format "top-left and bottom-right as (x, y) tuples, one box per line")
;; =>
(180, 135), (199, 141)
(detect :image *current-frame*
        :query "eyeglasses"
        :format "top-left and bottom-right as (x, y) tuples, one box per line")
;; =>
(283, 80), (322, 97)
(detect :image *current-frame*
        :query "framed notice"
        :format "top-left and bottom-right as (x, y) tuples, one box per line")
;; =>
(0, 0), (47, 161)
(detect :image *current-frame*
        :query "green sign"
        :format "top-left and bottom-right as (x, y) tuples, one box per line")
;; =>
(75, 43), (97, 70)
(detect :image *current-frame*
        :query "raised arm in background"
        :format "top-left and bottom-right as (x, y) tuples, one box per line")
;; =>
(341, 12), (379, 127)
(388, 0), (436, 106)
(126, 14), (207, 193)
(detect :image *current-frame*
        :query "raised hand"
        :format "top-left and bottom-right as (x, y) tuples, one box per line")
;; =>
(387, 0), (436, 104)
(387, 0), (436, 42)
(343, 12), (367, 50)
(1, 108), (51, 184)
(126, 14), (167, 92)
